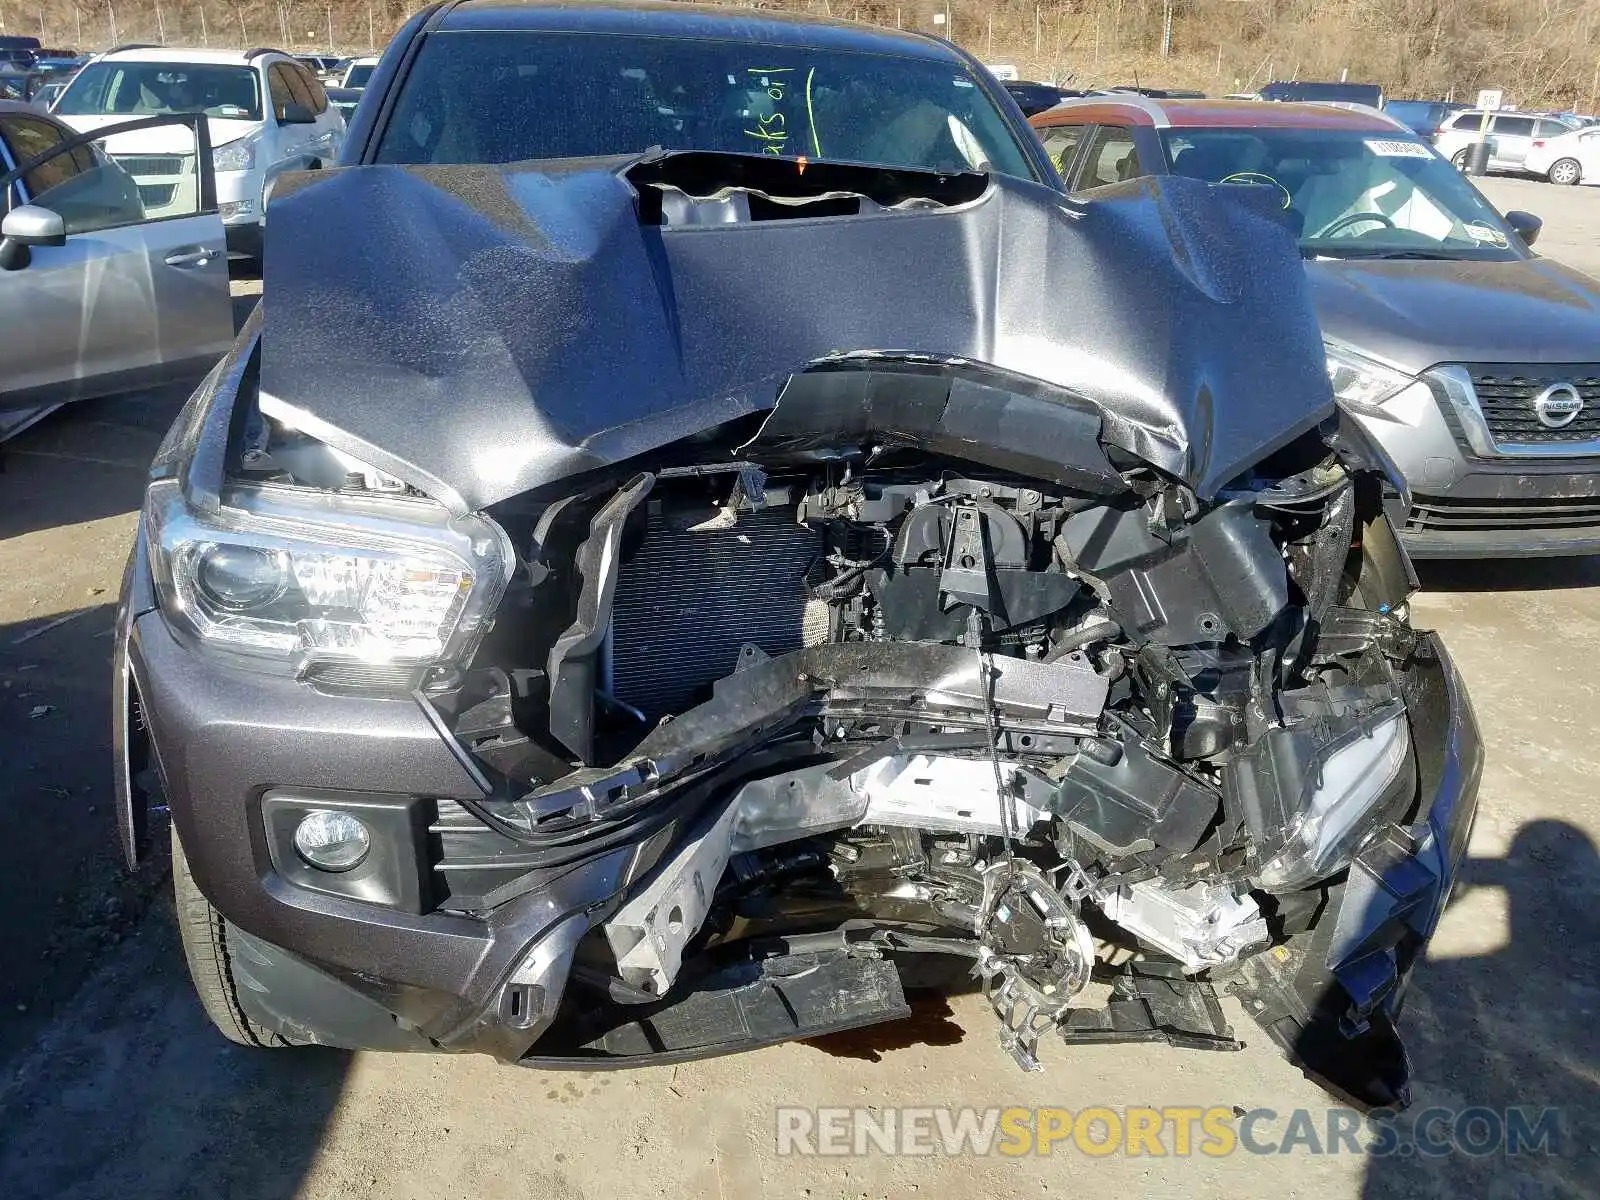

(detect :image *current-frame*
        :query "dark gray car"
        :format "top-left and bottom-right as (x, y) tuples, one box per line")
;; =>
(1036, 94), (1600, 557)
(115, 0), (1480, 1112)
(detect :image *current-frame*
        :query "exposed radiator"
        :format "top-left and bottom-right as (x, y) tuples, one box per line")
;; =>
(610, 506), (828, 719)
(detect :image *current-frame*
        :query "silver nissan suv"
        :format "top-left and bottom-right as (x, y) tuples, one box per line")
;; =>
(1033, 95), (1600, 558)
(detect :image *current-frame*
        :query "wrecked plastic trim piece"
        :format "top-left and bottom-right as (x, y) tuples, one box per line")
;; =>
(517, 641), (1109, 828)
(545, 472), (655, 762)
(1228, 633), (1480, 1111)
(522, 944), (910, 1069)
(745, 361), (1127, 496)
(1060, 962), (1243, 1052)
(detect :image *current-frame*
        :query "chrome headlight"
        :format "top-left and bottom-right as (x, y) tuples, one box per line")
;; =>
(1325, 342), (1415, 416)
(212, 138), (256, 173)
(147, 478), (513, 680)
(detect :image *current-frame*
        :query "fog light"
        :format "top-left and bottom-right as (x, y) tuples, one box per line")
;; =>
(292, 810), (371, 872)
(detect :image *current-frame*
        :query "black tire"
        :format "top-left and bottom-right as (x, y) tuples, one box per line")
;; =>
(1450, 148), (1470, 171)
(1548, 157), (1582, 185)
(171, 825), (294, 1048)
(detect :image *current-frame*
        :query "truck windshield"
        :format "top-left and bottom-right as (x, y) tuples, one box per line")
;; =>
(372, 31), (1036, 180)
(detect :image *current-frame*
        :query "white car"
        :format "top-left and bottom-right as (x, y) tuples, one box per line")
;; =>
(1434, 109), (1581, 174)
(339, 56), (379, 91)
(53, 46), (346, 261)
(1524, 124), (1600, 185)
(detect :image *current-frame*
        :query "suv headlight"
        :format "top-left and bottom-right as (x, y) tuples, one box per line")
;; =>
(1325, 342), (1414, 416)
(212, 138), (256, 173)
(1253, 709), (1414, 890)
(146, 478), (513, 681)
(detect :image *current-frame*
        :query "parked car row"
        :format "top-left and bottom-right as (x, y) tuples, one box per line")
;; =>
(51, 44), (347, 258)
(1018, 76), (1598, 186)
(0, 42), (347, 437)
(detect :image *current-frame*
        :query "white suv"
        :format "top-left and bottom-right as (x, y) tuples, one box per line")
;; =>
(1434, 109), (1581, 174)
(53, 45), (345, 260)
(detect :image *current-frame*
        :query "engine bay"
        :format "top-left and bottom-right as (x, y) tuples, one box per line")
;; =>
(296, 414), (1414, 1078)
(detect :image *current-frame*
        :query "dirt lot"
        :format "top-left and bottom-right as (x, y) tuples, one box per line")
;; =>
(0, 188), (1597, 1200)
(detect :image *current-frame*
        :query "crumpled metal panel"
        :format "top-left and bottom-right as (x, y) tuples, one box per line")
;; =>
(260, 154), (1333, 512)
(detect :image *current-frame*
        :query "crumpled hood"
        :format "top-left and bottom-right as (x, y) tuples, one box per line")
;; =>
(260, 155), (1334, 512)
(1308, 255), (1600, 373)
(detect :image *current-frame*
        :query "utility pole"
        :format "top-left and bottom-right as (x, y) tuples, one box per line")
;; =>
(108, 4), (117, 44)
(237, 7), (246, 44)
(367, 0), (374, 51)
(154, 0), (165, 43)
(1160, 0), (1172, 58)
(277, 3), (287, 46)
(199, 4), (207, 45)
(327, 5), (334, 50)
(1034, 4), (1041, 56)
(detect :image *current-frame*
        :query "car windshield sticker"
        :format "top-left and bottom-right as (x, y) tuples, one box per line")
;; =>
(1365, 139), (1433, 159)
(1464, 221), (1509, 246)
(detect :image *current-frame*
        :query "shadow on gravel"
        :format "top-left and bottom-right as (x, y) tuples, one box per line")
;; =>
(0, 601), (128, 1068)
(0, 599), (344, 1200)
(0, 888), (349, 1200)
(0, 386), (188, 542)
(1362, 820), (1600, 1199)
(1415, 556), (1600, 593)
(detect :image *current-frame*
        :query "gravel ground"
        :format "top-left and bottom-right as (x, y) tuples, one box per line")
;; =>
(0, 193), (1597, 1200)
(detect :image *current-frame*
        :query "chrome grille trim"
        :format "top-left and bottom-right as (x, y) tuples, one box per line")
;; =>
(1432, 364), (1600, 458)
(110, 154), (186, 176)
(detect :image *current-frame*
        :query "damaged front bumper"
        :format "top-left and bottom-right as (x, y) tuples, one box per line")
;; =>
(119, 512), (1480, 1104)
(118, 151), (1479, 1104)
(1228, 631), (1481, 1108)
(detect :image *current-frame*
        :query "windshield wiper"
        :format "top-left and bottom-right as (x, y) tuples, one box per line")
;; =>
(1303, 247), (1467, 261)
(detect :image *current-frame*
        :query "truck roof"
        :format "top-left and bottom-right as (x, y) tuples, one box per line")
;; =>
(436, 0), (962, 61)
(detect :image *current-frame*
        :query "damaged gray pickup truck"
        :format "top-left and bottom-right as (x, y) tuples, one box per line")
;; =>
(114, 3), (1480, 1113)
